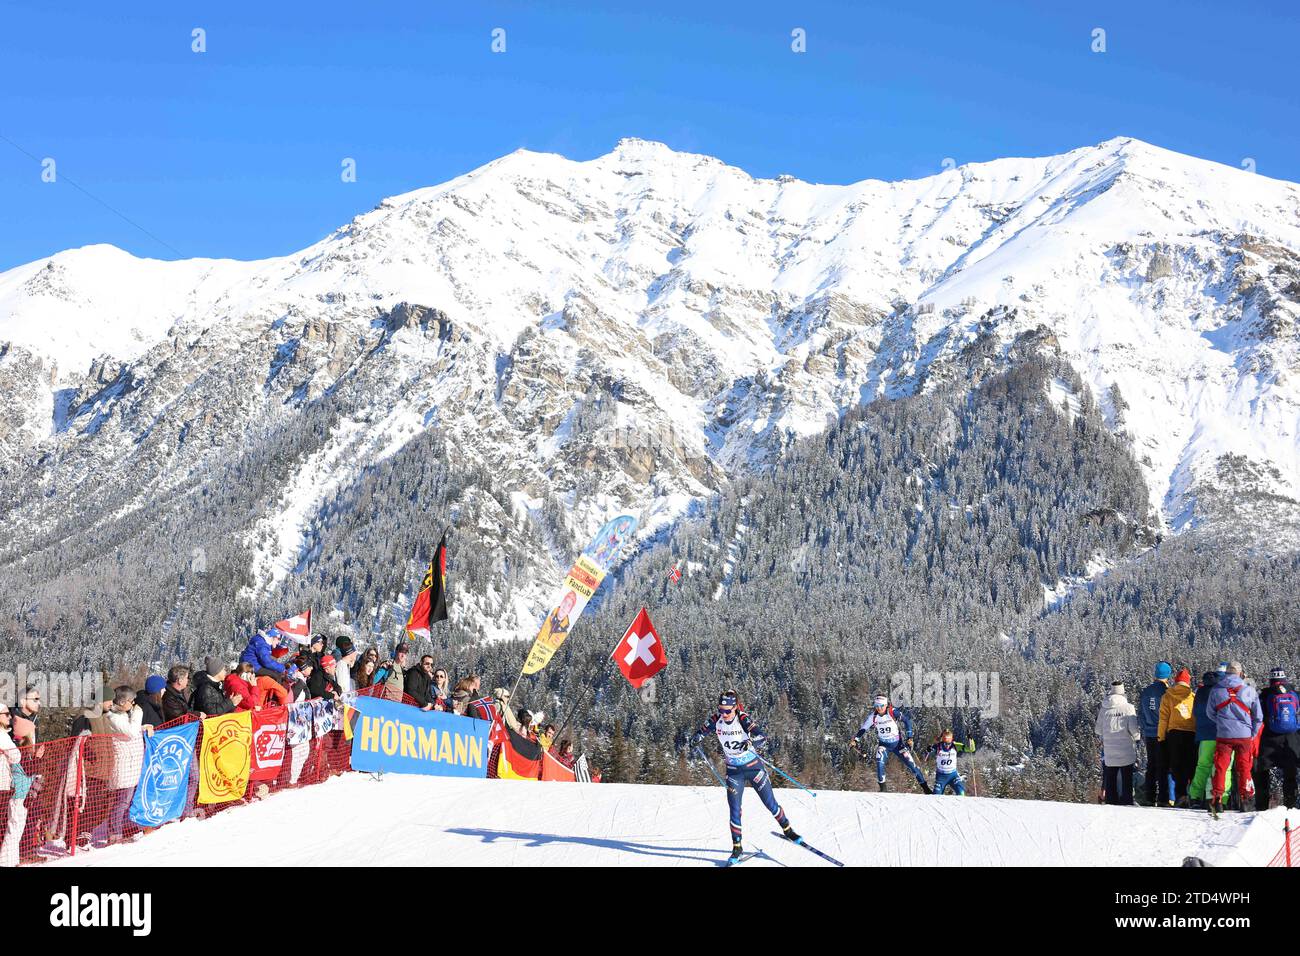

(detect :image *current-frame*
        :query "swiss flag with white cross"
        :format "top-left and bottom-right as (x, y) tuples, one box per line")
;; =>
(613, 608), (667, 689)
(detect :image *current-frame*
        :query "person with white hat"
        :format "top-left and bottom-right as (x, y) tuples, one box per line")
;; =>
(1096, 681), (1141, 806)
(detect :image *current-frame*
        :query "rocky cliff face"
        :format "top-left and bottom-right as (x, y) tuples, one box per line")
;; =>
(1, 135), (1298, 644)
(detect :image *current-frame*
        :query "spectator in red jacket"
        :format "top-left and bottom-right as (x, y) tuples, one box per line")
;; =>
(224, 663), (261, 711)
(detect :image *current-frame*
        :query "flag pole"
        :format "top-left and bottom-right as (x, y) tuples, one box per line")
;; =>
(555, 648), (614, 740)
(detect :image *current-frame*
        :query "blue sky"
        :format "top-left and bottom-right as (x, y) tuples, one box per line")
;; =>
(1, 1), (1296, 270)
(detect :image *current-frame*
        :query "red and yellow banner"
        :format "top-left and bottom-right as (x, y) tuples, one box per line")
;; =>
(198, 711), (252, 804)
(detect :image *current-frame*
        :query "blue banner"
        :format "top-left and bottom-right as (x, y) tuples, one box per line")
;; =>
(129, 722), (199, 827)
(349, 695), (491, 778)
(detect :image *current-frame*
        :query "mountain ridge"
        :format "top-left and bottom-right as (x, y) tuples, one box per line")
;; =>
(2, 134), (1298, 648)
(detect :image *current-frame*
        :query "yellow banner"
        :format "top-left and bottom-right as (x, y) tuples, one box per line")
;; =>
(521, 515), (637, 676)
(522, 557), (606, 675)
(198, 711), (252, 805)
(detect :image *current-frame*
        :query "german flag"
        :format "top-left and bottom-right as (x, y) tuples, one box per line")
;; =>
(495, 725), (543, 781)
(406, 531), (449, 638)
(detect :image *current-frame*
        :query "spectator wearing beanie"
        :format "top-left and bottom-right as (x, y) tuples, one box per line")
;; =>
(317, 655), (343, 702)
(376, 644), (410, 703)
(1158, 669), (1197, 806)
(1096, 681), (1141, 806)
(287, 663), (312, 703)
(1254, 667), (1300, 810)
(1139, 662), (1173, 807)
(192, 657), (236, 716)
(239, 628), (288, 677)
(333, 638), (359, 696)
(136, 675), (167, 728)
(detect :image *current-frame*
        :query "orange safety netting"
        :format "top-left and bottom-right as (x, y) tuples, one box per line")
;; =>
(1, 689), (587, 866)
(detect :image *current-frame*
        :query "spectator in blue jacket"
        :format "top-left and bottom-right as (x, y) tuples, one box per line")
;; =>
(239, 628), (287, 677)
(1139, 662), (1173, 806)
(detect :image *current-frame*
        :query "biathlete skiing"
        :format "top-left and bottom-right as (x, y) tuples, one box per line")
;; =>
(690, 690), (802, 865)
(851, 693), (930, 793)
(923, 728), (977, 795)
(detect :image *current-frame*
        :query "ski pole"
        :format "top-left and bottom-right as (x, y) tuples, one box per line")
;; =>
(757, 754), (818, 799)
(692, 746), (729, 789)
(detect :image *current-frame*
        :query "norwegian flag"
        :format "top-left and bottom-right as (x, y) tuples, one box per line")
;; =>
(667, 563), (682, 584)
(273, 609), (312, 645)
(612, 608), (667, 689)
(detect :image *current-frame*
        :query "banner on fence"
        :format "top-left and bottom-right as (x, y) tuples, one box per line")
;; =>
(129, 722), (200, 827)
(311, 698), (337, 737)
(288, 701), (313, 746)
(250, 706), (288, 782)
(540, 748), (577, 782)
(349, 694), (491, 778)
(198, 711), (252, 805)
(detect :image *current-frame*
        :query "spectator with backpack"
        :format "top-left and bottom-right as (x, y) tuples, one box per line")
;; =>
(1206, 662), (1264, 818)
(1253, 667), (1299, 811)
(374, 644), (410, 702)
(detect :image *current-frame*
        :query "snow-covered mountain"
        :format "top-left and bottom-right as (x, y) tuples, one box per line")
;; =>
(2, 136), (1299, 637)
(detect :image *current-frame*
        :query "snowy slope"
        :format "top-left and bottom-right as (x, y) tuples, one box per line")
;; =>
(44, 773), (1287, 868)
(3, 136), (1300, 641)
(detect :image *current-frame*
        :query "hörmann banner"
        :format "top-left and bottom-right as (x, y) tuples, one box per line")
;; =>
(348, 694), (491, 779)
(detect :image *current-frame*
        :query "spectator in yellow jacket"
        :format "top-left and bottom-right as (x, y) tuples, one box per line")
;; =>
(1158, 669), (1197, 806)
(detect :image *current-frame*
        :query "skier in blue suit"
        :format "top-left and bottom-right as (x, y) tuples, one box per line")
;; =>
(923, 729), (977, 795)
(852, 694), (930, 793)
(690, 690), (801, 864)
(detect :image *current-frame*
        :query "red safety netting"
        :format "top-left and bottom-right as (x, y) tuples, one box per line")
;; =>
(0, 697), (358, 865)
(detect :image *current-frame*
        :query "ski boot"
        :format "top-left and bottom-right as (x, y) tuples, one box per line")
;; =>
(1209, 796), (1222, 820)
(726, 841), (745, 866)
(916, 777), (931, 795)
(877, 780), (888, 792)
(781, 824), (803, 845)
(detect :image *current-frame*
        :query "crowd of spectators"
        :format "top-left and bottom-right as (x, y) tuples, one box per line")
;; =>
(0, 629), (593, 866)
(1095, 659), (1299, 813)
